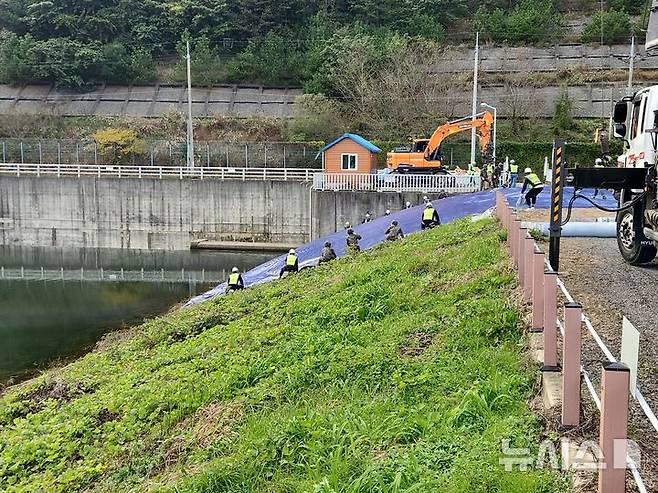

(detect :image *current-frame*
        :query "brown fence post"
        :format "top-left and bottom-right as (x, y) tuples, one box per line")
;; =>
(598, 362), (630, 493)
(561, 302), (582, 429)
(511, 218), (521, 266)
(542, 270), (559, 371)
(518, 228), (528, 284)
(531, 250), (545, 332)
(523, 237), (534, 302)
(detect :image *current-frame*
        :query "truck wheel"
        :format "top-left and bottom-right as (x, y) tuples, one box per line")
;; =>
(616, 206), (657, 265)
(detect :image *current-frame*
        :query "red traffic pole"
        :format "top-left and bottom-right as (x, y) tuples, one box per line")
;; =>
(598, 362), (630, 493)
(561, 302), (582, 429)
(542, 270), (559, 371)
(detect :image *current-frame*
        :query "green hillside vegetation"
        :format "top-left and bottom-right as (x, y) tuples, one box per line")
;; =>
(0, 219), (569, 492)
(0, 0), (645, 89)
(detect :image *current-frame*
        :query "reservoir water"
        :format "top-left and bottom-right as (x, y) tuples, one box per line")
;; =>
(0, 246), (275, 385)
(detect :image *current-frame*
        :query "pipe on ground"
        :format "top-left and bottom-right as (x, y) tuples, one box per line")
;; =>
(522, 221), (616, 238)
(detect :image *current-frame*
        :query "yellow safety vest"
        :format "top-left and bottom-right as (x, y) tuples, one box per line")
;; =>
(229, 273), (240, 285)
(526, 173), (542, 187)
(487, 165), (493, 174)
(286, 254), (297, 266)
(510, 164), (518, 173)
(423, 208), (435, 221)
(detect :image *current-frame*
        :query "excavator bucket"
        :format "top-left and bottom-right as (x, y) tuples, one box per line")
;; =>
(647, 0), (658, 51)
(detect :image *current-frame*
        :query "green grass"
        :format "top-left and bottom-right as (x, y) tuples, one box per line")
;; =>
(0, 219), (568, 493)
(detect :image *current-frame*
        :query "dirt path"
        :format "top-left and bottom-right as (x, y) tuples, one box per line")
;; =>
(559, 238), (658, 492)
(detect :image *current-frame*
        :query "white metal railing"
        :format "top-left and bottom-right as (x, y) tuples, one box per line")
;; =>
(0, 266), (226, 284)
(0, 163), (315, 181)
(312, 172), (481, 193)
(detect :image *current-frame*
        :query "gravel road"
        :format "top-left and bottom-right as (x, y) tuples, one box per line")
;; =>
(558, 237), (658, 492)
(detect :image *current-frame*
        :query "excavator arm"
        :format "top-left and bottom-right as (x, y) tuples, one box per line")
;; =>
(424, 111), (494, 160)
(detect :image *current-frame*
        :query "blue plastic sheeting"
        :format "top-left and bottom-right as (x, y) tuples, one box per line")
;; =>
(500, 186), (617, 210)
(187, 187), (616, 306)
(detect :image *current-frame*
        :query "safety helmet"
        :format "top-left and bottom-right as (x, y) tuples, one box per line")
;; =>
(232, 267), (239, 273)
(344, 221), (351, 228)
(425, 202), (433, 208)
(510, 159), (516, 165)
(423, 196), (429, 201)
(365, 213), (371, 218)
(347, 228), (354, 234)
(524, 167), (532, 174)
(385, 209), (391, 214)
(392, 220), (398, 226)
(324, 241), (331, 247)
(405, 201), (411, 207)
(289, 248), (296, 254)
(595, 158), (603, 165)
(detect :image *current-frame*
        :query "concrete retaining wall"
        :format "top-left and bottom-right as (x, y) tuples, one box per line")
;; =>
(0, 176), (448, 250)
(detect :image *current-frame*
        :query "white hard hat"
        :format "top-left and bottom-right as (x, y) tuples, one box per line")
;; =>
(385, 209), (391, 214)
(595, 158), (603, 165)
(510, 160), (516, 164)
(524, 167), (532, 174)
(425, 202), (433, 208)
(289, 249), (295, 254)
(232, 267), (239, 273)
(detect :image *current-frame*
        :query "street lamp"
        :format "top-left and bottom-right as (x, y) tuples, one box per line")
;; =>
(480, 102), (497, 164)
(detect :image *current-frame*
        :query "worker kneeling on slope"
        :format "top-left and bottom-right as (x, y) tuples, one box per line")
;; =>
(385, 220), (404, 241)
(279, 249), (299, 278)
(521, 168), (544, 209)
(227, 267), (244, 292)
(319, 242), (337, 264)
(421, 203), (441, 230)
(346, 228), (362, 255)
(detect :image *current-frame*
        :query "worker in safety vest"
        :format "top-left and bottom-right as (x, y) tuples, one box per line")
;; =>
(279, 249), (299, 278)
(227, 267), (244, 291)
(521, 168), (544, 208)
(593, 158), (606, 199)
(421, 202), (441, 229)
(508, 160), (519, 188)
(346, 228), (362, 254)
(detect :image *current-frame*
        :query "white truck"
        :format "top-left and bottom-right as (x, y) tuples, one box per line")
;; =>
(569, 2), (658, 264)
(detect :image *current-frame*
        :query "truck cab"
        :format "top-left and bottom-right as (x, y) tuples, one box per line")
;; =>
(613, 87), (658, 170)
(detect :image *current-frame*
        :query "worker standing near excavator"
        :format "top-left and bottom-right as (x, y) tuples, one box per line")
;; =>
(508, 160), (519, 188)
(521, 168), (544, 209)
(421, 203), (441, 229)
(279, 249), (299, 278)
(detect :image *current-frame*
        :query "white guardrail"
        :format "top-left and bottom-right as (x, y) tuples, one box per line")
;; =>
(312, 172), (482, 193)
(0, 163), (316, 181)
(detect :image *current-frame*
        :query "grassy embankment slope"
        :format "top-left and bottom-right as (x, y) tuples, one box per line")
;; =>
(0, 219), (568, 492)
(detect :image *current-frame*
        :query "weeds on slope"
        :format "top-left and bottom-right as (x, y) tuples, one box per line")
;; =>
(0, 219), (568, 493)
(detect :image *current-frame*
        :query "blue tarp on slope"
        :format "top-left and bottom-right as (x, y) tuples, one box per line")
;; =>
(187, 187), (616, 306)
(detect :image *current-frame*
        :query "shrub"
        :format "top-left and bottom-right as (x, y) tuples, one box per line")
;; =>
(171, 36), (224, 87)
(581, 9), (634, 44)
(552, 87), (577, 135)
(475, 0), (566, 44)
(93, 128), (147, 164)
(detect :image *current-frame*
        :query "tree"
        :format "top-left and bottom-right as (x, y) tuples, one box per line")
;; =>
(172, 36), (224, 87)
(552, 87), (576, 135)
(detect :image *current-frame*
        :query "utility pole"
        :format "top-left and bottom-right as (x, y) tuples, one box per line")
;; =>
(470, 32), (480, 170)
(628, 35), (635, 91)
(186, 40), (195, 169)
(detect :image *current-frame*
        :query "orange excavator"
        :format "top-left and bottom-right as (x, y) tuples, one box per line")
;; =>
(386, 111), (494, 173)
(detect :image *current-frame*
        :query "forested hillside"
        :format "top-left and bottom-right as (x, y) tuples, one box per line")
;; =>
(0, 0), (646, 89)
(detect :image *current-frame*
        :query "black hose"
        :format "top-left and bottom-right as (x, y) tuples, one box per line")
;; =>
(560, 192), (646, 226)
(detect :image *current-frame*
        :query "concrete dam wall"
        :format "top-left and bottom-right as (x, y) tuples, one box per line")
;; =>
(0, 176), (441, 250)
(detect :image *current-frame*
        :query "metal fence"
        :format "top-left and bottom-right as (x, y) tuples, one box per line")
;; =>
(0, 163), (316, 181)
(0, 266), (225, 283)
(312, 173), (481, 193)
(0, 139), (322, 169)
